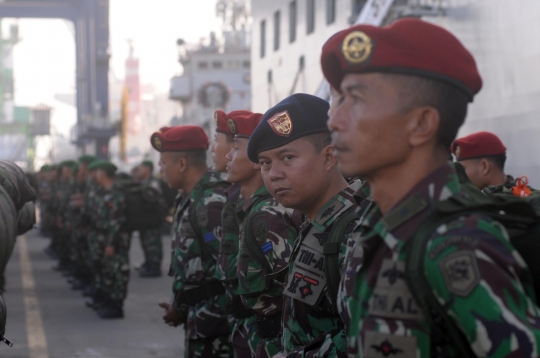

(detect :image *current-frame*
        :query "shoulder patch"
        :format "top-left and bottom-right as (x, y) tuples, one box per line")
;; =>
(196, 204), (209, 228)
(252, 219), (269, 242)
(439, 251), (480, 297)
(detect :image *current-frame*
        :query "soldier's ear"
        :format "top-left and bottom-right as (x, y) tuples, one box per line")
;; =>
(407, 106), (439, 148)
(323, 145), (337, 169)
(177, 157), (188, 173)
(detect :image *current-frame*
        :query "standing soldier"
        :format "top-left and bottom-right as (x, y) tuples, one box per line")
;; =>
(53, 160), (76, 273)
(247, 93), (369, 357)
(69, 155), (97, 291)
(87, 160), (130, 319)
(451, 131), (538, 195)
(151, 126), (232, 358)
(135, 160), (165, 278)
(43, 165), (58, 257)
(323, 19), (540, 357)
(225, 111), (302, 357)
(211, 110), (251, 353)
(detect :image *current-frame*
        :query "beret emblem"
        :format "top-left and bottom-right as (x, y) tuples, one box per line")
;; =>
(227, 119), (237, 135)
(153, 136), (163, 150)
(454, 145), (461, 159)
(342, 31), (372, 64)
(214, 111), (220, 124)
(267, 111), (293, 137)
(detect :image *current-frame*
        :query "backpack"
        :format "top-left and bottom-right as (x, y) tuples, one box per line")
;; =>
(115, 179), (166, 232)
(404, 164), (540, 357)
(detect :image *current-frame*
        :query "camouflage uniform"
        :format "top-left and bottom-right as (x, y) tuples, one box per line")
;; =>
(339, 164), (540, 357)
(53, 177), (74, 265)
(170, 171), (232, 358)
(213, 184), (250, 356)
(138, 177), (164, 267)
(95, 186), (130, 304)
(281, 181), (366, 357)
(68, 178), (93, 283)
(234, 185), (302, 358)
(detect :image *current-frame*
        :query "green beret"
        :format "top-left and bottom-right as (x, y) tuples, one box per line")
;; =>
(88, 160), (118, 176)
(140, 160), (154, 170)
(40, 164), (51, 172)
(78, 155), (98, 164)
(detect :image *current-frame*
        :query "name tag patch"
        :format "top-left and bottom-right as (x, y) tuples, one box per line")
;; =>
(368, 259), (423, 321)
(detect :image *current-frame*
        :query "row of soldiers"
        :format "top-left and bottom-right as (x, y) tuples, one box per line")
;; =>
(151, 18), (540, 358)
(37, 156), (174, 318)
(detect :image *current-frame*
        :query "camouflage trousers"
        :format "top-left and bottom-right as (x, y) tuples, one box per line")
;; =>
(185, 334), (233, 358)
(138, 227), (163, 265)
(54, 226), (72, 263)
(70, 226), (92, 278)
(101, 243), (130, 302)
(231, 315), (281, 358)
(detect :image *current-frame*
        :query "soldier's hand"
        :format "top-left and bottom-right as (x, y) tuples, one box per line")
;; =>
(158, 301), (184, 327)
(105, 245), (115, 257)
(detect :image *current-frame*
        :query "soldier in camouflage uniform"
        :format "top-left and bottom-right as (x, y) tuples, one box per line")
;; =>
(211, 110), (250, 349)
(42, 165), (58, 256)
(323, 19), (540, 357)
(87, 160), (130, 319)
(68, 155), (97, 290)
(134, 160), (165, 277)
(247, 94), (369, 357)
(151, 125), (232, 358)
(52, 160), (77, 272)
(452, 131), (538, 196)
(226, 111), (302, 357)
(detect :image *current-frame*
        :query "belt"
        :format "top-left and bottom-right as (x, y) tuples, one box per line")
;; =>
(177, 280), (226, 306)
(256, 314), (282, 339)
(229, 295), (252, 319)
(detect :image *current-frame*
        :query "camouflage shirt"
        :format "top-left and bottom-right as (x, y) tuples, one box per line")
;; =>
(170, 171), (231, 340)
(236, 184), (302, 316)
(214, 184), (245, 295)
(339, 164), (540, 357)
(282, 181), (364, 358)
(94, 186), (128, 249)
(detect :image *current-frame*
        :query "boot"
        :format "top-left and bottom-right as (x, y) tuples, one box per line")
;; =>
(85, 290), (103, 310)
(82, 285), (96, 298)
(97, 300), (124, 319)
(139, 262), (162, 278)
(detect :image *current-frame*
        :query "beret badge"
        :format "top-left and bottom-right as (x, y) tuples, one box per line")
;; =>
(454, 145), (461, 159)
(267, 111), (293, 137)
(227, 119), (237, 135)
(214, 112), (219, 124)
(342, 31), (373, 64)
(153, 136), (162, 150)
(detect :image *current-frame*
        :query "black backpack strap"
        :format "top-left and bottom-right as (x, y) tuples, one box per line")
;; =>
(323, 210), (359, 313)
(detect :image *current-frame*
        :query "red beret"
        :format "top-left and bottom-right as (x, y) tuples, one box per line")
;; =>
(150, 125), (209, 152)
(214, 110), (253, 136)
(452, 131), (506, 161)
(321, 18), (482, 101)
(159, 126), (171, 133)
(226, 112), (263, 138)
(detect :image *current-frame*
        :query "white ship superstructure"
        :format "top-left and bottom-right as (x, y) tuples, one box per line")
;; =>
(251, 0), (540, 186)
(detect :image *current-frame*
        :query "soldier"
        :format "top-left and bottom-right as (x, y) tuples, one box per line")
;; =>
(224, 111), (301, 357)
(52, 160), (77, 273)
(211, 110), (251, 350)
(68, 155), (97, 291)
(322, 18), (540, 357)
(151, 126), (232, 358)
(87, 160), (131, 319)
(247, 93), (368, 357)
(135, 159), (165, 278)
(42, 164), (58, 257)
(452, 131), (537, 195)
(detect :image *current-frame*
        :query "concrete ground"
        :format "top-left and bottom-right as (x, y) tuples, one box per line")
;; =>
(1, 229), (185, 358)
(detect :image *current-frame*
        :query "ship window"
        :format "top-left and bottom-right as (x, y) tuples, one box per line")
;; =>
(327, 0), (336, 25)
(274, 10), (281, 51)
(260, 20), (266, 58)
(307, 0), (316, 34)
(212, 61), (223, 69)
(198, 61), (208, 69)
(289, 1), (297, 43)
(243, 60), (251, 69)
